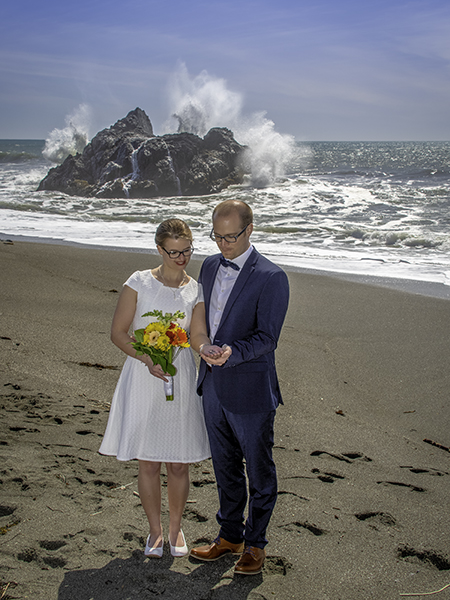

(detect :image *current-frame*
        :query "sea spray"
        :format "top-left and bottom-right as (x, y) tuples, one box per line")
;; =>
(42, 104), (91, 164)
(235, 113), (297, 187)
(165, 64), (297, 186)
(168, 66), (242, 136)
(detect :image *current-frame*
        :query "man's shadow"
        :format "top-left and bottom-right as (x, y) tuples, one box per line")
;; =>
(57, 550), (263, 599)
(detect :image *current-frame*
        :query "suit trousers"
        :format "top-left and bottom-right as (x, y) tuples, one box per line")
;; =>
(202, 372), (277, 548)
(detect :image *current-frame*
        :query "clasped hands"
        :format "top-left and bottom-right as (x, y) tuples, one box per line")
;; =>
(200, 343), (232, 366)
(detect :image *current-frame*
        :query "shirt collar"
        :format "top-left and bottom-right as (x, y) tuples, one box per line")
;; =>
(227, 244), (253, 270)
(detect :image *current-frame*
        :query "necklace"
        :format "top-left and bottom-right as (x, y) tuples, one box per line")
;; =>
(157, 266), (188, 297)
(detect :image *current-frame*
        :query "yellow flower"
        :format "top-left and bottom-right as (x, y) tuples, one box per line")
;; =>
(155, 334), (171, 352)
(145, 321), (167, 334)
(143, 322), (167, 347)
(144, 330), (161, 347)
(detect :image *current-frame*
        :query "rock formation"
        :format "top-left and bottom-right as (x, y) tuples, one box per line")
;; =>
(38, 108), (247, 198)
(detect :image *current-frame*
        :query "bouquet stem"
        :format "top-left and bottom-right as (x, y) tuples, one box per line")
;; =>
(164, 376), (174, 401)
(164, 346), (174, 401)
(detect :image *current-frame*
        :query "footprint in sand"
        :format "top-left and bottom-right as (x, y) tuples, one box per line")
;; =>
(0, 505), (17, 518)
(310, 450), (372, 463)
(39, 540), (67, 551)
(355, 511), (397, 526)
(398, 545), (450, 571)
(280, 521), (327, 536)
(191, 478), (216, 488)
(400, 465), (448, 477)
(183, 506), (209, 522)
(377, 480), (426, 492)
(311, 468), (345, 483)
(264, 555), (292, 576)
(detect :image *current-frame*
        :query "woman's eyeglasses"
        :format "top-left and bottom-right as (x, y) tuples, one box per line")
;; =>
(161, 247), (194, 259)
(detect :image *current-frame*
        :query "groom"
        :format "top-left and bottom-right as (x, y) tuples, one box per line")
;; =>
(190, 200), (289, 575)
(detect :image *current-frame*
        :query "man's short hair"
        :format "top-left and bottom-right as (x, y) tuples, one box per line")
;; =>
(212, 200), (253, 228)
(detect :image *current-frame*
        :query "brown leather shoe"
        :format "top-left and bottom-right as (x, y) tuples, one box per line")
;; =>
(190, 536), (244, 561)
(234, 546), (266, 575)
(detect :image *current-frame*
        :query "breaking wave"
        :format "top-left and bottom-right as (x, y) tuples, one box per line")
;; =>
(164, 64), (298, 187)
(42, 104), (91, 164)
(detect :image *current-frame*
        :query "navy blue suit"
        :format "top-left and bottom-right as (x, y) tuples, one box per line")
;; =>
(198, 247), (289, 547)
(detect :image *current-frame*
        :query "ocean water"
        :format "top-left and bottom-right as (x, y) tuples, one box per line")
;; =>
(1, 138), (450, 297)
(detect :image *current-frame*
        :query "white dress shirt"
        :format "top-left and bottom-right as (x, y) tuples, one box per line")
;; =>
(209, 244), (254, 342)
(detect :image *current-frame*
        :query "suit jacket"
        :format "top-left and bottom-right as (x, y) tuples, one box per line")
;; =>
(197, 247), (290, 414)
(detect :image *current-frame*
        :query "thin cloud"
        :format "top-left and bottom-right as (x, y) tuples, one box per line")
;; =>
(1, 0), (450, 139)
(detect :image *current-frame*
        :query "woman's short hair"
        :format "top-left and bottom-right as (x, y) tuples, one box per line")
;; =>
(155, 218), (193, 247)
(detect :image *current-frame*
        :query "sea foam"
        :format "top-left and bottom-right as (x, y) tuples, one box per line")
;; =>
(42, 104), (91, 164)
(164, 64), (298, 187)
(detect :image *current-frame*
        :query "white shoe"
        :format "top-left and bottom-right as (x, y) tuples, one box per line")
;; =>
(170, 530), (188, 557)
(145, 535), (164, 558)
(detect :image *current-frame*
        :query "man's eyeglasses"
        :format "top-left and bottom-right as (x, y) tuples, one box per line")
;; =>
(210, 225), (248, 244)
(161, 247), (194, 259)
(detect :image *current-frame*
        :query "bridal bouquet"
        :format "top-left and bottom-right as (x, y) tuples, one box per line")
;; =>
(131, 309), (190, 401)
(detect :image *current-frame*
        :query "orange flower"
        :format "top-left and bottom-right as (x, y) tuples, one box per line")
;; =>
(166, 324), (189, 347)
(131, 310), (189, 400)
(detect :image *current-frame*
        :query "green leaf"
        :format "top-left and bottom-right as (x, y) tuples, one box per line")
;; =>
(165, 363), (176, 376)
(133, 329), (145, 343)
(141, 309), (185, 327)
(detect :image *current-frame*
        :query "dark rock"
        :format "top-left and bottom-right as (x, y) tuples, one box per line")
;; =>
(38, 108), (246, 198)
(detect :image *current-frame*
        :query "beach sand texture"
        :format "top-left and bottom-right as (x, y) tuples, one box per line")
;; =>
(1, 241), (449, 599)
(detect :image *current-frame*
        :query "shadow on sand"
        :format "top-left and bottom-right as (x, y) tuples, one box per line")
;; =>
(57, 551), (266, 600)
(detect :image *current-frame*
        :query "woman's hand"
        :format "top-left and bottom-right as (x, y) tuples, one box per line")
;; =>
(199, 343), (223, 359)
(200, 344), (232, 366)
(142, 355), (171, 382)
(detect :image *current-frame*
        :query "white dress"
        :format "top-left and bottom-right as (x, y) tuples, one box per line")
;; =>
(99, 270), (210, 463)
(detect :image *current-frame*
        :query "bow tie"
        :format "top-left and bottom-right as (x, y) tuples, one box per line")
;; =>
(219, 256), (240, 271)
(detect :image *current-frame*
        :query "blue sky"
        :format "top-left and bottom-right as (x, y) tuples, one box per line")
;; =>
(1, 0), (449, 140)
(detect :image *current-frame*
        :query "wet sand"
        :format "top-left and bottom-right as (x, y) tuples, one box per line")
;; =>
(1, 240), (449, 599)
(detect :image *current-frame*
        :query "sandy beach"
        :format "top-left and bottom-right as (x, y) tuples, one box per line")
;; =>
(1, 239), (449, 600)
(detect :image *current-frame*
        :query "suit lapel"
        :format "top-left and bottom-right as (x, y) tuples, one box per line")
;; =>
(218, 248), (258, 326)
(202, 256), (221, 334)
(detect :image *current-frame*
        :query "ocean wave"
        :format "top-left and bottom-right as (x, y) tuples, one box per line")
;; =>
(340, 228), (445, 249)
(42, 104), (90, 164)
(1, 139), (449, 288)
(165, 64), (297, 187)
(0, 151), (40, 163)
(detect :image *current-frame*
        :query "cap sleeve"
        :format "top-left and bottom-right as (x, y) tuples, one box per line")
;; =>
(195, 281), (204, 305)
(124, 270), (141, 293)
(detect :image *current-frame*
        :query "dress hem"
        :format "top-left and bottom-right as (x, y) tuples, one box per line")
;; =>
(98, 450), (211, 464)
